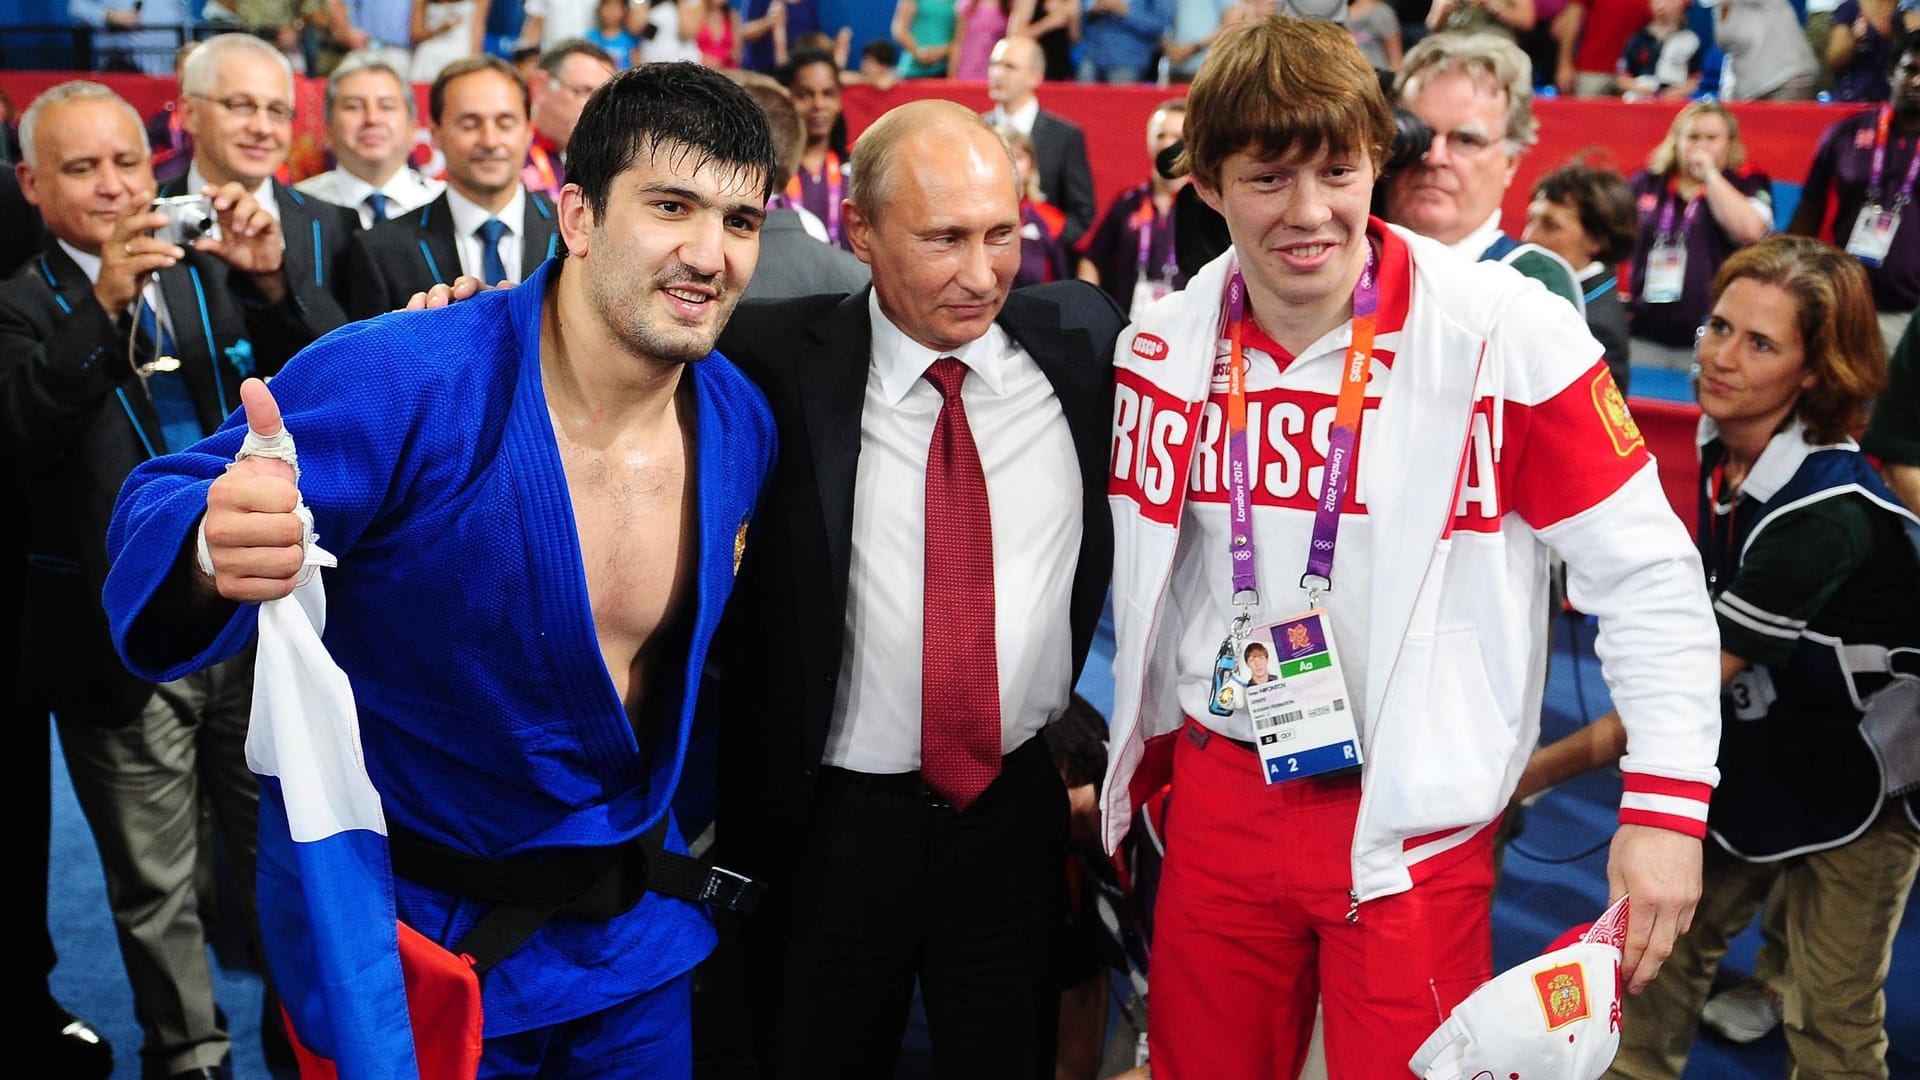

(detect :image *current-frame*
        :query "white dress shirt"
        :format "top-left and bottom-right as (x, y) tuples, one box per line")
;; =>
(60, 240), (179, 359)
(987, 97), (1041, 138)
(186, 162), (280, 221)
(296, 167), (444, 229)
(444, 184), (527, 284)
(1447, 209), (1509, 261)
(822, 291), (1082, 774)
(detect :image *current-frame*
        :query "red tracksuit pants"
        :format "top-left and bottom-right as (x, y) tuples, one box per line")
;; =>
(1147, 719), (1496, 1079)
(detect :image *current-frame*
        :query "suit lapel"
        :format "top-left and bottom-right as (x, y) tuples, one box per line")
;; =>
(153, 258), (236, 425)
(419, 195), (461, 285)
(797, 291), (873, 620)
(521, 191), (557, 275)
(1000, 289), (1075, 394)
(276, 180), (317, 292)
(40, 246), (160, 452)
(1031, 112), (1062, 181)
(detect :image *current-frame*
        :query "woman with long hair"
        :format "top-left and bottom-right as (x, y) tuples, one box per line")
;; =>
(774, 47), (852, 247)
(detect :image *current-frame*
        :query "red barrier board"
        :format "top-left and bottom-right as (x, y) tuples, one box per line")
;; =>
(2, 69), (1856, 235)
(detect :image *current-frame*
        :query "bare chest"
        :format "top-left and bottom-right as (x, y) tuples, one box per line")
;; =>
(552, 422), (696, 707)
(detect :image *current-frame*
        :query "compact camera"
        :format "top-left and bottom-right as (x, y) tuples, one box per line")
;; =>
(151, 194), (215, 246)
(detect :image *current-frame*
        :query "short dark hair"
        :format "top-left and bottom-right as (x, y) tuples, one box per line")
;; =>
(1043, 696), (1110, 792)
(430, 55), (529, 126)
(567, 61), (778, 217)
(1532, 162), (1637, 266)
(776, 46), (839, 88)
(539, 37), (618, 79)
(1244, 641), (1269, 660)
(861, 39), (900, 67)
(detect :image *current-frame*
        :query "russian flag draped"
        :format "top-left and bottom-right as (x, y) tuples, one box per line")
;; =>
(248, 540), (483, 1080)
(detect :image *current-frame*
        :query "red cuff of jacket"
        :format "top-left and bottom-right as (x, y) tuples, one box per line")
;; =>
(1617, 771), (1712, 839)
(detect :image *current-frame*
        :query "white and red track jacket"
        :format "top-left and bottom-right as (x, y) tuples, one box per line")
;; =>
(1101, 222), (1722, 904)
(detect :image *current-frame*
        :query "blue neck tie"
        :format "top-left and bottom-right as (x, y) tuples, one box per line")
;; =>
(364, 190), (390, 223)
(476, 217), (509, 285)
(136, 297), (203, 453)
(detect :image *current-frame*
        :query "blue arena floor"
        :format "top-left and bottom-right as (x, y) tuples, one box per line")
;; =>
(46, 609), (1919, 1078)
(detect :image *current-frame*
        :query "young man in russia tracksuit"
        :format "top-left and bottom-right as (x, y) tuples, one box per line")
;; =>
(1098, 16), (1724, 1078)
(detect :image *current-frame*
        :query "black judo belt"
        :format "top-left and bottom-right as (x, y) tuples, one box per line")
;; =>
(387, 819), (766, 977)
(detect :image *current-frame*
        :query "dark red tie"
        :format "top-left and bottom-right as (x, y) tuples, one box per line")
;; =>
(921, 357), (1001, 810)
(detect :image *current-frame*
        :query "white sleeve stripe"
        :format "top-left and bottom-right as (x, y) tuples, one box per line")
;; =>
(1715, 598), (1804, 640)
(1717, 592), (1805, 629)
(1621, 790), (1709, 820)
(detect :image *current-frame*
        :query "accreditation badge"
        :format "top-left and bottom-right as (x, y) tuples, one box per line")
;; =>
(1641, 241), (1686, 304)
(1131, 278), (1173, 321)
(1847, 204), (1901, 267)
(1242, 610), (1363, 783)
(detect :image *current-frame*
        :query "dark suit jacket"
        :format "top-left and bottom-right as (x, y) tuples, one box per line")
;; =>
(341, 189), (558, 320)
(0, 240), (310, 724)
(740, 209), (870, 302)
(1580, 265), (1632, 397)
(711, 281), (1124, 890)
(0, 171), (43, 278)
(161, 175), (358, 340)
(1031, 110), (1097, 248)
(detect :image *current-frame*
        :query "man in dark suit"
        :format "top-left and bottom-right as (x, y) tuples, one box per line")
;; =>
(985, 35), (1097, 247)
(729, 71), (869, 303)
(344, 56), (558, 320)
(1, 81), (314, 1080)
(712, 99), (1125, 1079)
(163, 33), (359, 341)
(1, 164), (116, 1080)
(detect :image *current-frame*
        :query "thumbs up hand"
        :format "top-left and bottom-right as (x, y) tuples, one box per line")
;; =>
(202, 379), (306, 602)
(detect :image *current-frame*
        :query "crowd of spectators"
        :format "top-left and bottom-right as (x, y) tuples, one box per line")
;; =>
(26, 0), (1920, 126)
(42, 0), (1920, 95)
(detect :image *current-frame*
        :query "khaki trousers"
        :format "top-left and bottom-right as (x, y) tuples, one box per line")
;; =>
(1605, 803), (1920, 1080)
(57, 651), (258, 1077)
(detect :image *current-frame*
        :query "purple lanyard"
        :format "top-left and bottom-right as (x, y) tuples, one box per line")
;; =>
(1656, 183), (1703, 243)
(1220, 245), (1381, 608)
(784, 151), (843, 243)
(1869, 105), (1920, 212)
(1134, 194), (1179, 282)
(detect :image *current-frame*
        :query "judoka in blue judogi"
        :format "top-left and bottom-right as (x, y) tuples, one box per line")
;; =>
(97, 63), (782, 1077)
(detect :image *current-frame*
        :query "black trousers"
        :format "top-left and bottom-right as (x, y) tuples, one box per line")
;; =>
(760, 735), (1069, 1080)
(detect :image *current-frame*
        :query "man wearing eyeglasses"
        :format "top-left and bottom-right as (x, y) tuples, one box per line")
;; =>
(523, 39), (617, 204)
(163, 33), (360, 339)
(296, 57), (444, 231)
(1383, 32), (1586, 313)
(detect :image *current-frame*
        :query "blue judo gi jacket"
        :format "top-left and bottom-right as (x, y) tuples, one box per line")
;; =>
(100, 257), (777, 1036)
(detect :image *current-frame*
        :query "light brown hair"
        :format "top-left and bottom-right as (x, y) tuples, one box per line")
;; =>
(1396, 31), (1537, 150)
(997, 126), (1046, 202)
(1647, 100), (1748, 177)
(1712, 235), (1885, 445)
(1177, 15), (1392, 189)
